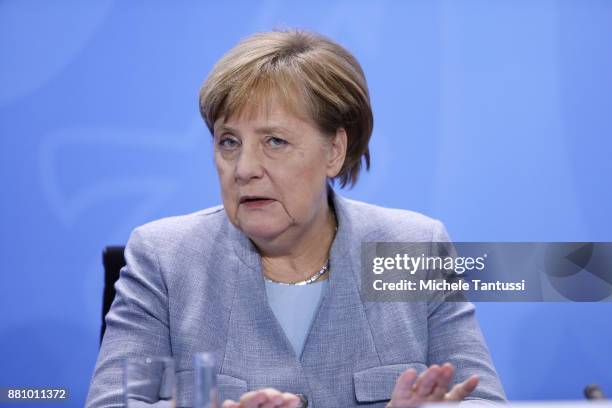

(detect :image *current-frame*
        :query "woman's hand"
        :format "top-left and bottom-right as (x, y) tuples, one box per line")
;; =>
(386, 363), (479, 408)
(221, 388), (301, 408)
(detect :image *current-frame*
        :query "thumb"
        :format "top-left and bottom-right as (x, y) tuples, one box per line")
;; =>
(446, 375), (479, 401)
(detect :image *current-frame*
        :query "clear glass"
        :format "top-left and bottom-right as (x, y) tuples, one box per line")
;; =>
(123, 356), (176, 408)
(193, 352), (218, 408)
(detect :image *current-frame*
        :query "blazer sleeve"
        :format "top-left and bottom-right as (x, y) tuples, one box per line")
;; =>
(426, 220), (507, 404)
(86, 226), (171, 408)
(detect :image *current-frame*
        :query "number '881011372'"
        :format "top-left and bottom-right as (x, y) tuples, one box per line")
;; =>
(2, 388), (68, 401)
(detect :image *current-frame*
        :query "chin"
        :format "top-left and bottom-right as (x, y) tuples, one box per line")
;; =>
(238, 220), (286, 241)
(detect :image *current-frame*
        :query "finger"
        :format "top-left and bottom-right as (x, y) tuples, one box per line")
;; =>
(279, 393), (301, 408)
(414, 365), (442, 398)
(429, 363), (454, 401)
(259, 397), (284, 408)
(445, 374), (479, 401)
(240, 390), (268, 408)
(389, 368), (418, 403)
(261, 396), (284, 408)
(259, 388), (285, 408)
(221, 400), (240, 408)
(412, 365), (438, 394)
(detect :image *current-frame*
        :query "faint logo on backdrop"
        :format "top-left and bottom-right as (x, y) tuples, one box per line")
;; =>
(37, 121), (210, 228)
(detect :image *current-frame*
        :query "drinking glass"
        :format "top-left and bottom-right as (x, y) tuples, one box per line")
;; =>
(193, 352), (218, 408)
(123, 356), (176, 408)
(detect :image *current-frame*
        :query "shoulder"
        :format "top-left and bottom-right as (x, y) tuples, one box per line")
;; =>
(127, 204), (228, 253)
(336, 196), (451, 242)
(121, 205), (235, 292)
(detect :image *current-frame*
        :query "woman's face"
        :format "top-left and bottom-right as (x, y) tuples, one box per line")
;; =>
(213, 101), (345, 242)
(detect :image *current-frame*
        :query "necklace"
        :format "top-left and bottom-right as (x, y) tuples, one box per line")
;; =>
(263, 214), (338, 286)
(264, 260), (329, 286)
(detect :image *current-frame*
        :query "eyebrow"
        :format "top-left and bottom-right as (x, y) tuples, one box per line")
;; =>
(214, 124), (292, 136)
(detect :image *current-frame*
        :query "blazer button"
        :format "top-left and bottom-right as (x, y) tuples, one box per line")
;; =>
(296, 393), (308, 407)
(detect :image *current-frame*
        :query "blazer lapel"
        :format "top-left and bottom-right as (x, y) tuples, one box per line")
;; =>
(299, 190), (382, 392)
(223, 216), (310, 393)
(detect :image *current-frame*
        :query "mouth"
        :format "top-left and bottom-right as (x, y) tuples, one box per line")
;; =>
(239, 196), (276, 208)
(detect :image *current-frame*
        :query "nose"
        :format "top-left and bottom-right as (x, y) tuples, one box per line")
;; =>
(235, 142), (264, 183)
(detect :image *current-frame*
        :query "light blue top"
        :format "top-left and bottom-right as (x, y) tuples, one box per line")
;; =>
(264, 278), (329, 358)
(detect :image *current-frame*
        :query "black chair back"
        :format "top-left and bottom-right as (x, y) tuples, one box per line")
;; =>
(101, 246), (126, 344)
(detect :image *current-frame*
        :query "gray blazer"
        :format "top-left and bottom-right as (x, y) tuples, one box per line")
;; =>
(87, 189), (506, 407)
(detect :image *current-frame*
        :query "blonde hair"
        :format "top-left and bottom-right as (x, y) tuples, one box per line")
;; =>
(199, 29), (373, 188)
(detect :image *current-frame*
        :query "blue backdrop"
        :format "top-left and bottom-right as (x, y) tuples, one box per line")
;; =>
(1, 1), (611, 406)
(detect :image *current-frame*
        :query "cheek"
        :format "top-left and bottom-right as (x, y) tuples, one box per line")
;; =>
(270, 156), (327, 210)
(215, 154), (232, 181)
(275, 145), (328, 180)
(215, 158), (236, 201)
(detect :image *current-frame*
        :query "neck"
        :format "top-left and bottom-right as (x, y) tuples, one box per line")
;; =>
(255, 196), (337, 284)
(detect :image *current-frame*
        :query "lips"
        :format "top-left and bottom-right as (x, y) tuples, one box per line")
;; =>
(239, 195), (274, 204)
(239, 196), (276, 209)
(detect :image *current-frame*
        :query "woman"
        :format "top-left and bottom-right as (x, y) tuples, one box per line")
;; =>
(87, 30), (505, 407)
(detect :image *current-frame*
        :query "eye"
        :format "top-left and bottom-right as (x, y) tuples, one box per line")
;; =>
(266, 136), (288, 148)
(218, 136), (240, 150)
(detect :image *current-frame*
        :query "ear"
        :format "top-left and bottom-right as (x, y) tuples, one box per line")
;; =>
(326, 128), (348, 178)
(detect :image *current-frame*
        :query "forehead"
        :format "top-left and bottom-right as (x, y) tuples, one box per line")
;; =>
(213, 96), (317, 135)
